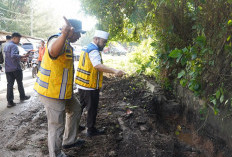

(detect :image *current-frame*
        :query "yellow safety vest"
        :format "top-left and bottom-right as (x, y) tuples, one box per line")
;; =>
(75, 43), (103, 89)
(34, 35), (74, 99)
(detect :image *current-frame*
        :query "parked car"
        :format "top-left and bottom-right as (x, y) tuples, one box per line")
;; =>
(21, 43), (37, 53)
(109, 46), (127, 56)
(18, 46), (27, 55)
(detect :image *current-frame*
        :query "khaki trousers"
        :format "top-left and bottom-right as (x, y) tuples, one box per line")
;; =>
(39, 95), (81, 157)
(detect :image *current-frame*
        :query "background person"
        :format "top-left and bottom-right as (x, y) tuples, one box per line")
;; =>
(37, 40), (45, 70)
(75, 30), (125, 137)
(0, 35), (12, 72)
(0, 44), (3, 72)
(4, 33), (30, 108)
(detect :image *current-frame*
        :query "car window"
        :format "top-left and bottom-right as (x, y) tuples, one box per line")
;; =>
(21, 43), (35, 52)
(22, 45), (33, 49)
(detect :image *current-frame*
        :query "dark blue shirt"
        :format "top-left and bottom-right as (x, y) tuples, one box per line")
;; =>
(4, 41), (22, 72)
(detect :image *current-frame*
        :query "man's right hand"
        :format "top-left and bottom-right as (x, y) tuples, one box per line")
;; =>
(62, 16), (74, 38)
(115, 70), (126, 77)
(49, 17), (74, 58)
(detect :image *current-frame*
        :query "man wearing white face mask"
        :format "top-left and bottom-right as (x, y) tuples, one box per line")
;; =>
(75, 30), (125, 137)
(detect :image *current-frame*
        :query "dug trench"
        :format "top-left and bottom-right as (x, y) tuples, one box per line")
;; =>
(0, 75), (231, 157)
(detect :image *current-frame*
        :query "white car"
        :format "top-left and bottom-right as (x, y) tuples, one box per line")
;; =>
(18, 46), (28, 55)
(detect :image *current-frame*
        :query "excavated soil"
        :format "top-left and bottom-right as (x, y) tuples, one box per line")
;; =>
(0, 74), (231, 157)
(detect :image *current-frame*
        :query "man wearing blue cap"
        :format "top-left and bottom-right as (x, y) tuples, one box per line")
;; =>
(34, 18), (86, 157)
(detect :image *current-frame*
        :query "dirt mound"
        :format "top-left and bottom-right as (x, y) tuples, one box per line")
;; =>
(0, 75), (231, 157)
(0, 94), (48, 156)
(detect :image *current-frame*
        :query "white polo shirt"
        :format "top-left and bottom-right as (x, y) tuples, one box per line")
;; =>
(76, 42), (102, 90)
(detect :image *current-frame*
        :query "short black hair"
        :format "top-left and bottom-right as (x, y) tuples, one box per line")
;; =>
(12, 32), (22, 38)
(6, 35), (11, 40)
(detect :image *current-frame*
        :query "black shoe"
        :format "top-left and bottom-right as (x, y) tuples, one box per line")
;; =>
(62, 139), (85, 149)
(79, 125), (85, 132)
(87, 128), (105, 137)
(7, 102), (16, 108)
(60, 151), (74, 157)
(20, 95), (31, 101)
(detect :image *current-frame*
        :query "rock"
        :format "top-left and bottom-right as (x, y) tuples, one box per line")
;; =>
(116, 132), (123, 141)
(154, 133), (174, 155)
(118, 102), (127, 107)
(162, 101), (183, 118)
(136, 116), (147, 125)
(145, 80), (155, 93)
(152, 94), (183, 119)
(140, 125), (147, 131)
(40, 124), (46, 127)
(108, 150), (117, 156)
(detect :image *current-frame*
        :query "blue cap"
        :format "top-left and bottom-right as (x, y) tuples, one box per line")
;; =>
(68, 19), (86, 34)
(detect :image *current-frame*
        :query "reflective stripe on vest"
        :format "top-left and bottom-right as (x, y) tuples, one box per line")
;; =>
(82, 52), (86, 66)
(39, 66), (51, 76)
(96, 71), (100, 89)
(77, 68), (90, 75)
(59, 68), (69, 99)
(76, 76), (89, 84)
(36, 77), (48, 89)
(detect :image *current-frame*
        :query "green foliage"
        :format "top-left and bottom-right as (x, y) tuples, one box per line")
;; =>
(81, 0), (232, 117)
(156, 35), (208, 95)
(208, 85), (232, 115)
(152, 0), (232, 114)
(32, 0), (58, 38)
(228, 20), (232, 26)
(199, 105), (208, 120)
(169, 49), (182, 59)
(177, 70), (185, 79)
(104, 38), (159, 80)
(80, 0), (156, 42)
(127, 38), (159, 77)
(0, 0), (31, 34)
(0, 0), (62, 38)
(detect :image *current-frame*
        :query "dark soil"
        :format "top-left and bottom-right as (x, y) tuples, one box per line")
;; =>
(0, 74), (231, 157)
(65, 74), (232, 157)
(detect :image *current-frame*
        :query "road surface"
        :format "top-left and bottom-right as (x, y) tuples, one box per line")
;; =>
(0, 67), (37, 119)
(0, 60), (81, 119)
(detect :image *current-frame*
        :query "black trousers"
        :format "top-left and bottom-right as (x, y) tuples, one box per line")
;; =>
(6, 70), (25, 102)
(78, 89), (99, 131)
